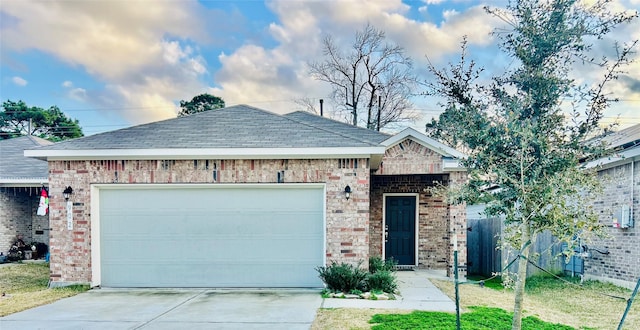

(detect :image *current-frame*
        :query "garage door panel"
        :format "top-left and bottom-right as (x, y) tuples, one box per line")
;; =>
(102, 262), (322, 287)
(99, 185), (324, 288)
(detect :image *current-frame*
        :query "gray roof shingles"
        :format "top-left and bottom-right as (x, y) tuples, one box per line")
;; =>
(0, 135), (52, 181)
(601, 123), (640, 150)
(32, 105), (387, 151)
(284, 111), (390, 145)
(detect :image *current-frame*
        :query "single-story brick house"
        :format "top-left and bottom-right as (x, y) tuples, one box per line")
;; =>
(584, 124), (639, 289)
(26, 105), (467, 288)
(1, 135), (52, 254)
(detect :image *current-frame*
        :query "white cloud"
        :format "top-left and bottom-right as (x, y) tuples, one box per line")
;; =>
(1, 0), (216, 124)
(211, 0), (499, 115)
(2, 0), (635, 131)
(443, 9), (460, 20)
(11, 76), (27, 86)
(68, 88), (87, 102)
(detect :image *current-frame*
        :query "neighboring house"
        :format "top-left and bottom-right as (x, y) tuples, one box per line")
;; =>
(0, 135), (52, 253)
(25, 105), (467, 288)
(584, 124), (640, 289)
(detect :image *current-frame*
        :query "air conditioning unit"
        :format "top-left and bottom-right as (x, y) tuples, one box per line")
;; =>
(612, 205), (633, 228)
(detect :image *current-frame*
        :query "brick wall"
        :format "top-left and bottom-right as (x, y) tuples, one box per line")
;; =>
(584, 159), (639, 289)
(47, 158), (370, 285)
(0, 187), (49, 253)
(370, 139), (467, 276)
(376, 139), (443, 175)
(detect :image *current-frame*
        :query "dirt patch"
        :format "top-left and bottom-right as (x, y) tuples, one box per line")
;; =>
(311, 308), (411, 330)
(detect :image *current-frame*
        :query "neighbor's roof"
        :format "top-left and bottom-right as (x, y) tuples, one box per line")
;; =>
(25, 105), (387, 161)
(601, 123), (640, 150)
(0, 135), (52, 186)
(585, 124), (640, 170)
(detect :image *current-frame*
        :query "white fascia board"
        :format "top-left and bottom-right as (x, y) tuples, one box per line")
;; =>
(584, 146), (640, 171)
(382, 127), (467, 159)
(442, 157), (466, 171)
(25, 147), (387, 161)
(0, 178), (48, 187)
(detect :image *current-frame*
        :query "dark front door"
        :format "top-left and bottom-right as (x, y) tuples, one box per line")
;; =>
(385, 196), (416, 265)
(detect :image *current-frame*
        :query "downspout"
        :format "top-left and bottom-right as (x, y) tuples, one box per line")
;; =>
(632, 159), (635, 227)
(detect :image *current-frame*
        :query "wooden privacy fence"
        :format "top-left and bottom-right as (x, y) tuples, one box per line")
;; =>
(467, 217), (565, 277)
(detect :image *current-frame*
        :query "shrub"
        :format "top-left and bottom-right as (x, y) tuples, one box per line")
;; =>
(316, 261), (368, 293)
(367, 270), (398, 293)
(369, 255), (397, 274)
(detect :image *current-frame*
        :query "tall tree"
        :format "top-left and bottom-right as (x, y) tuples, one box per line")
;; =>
(309, 23), (417, 131)
(178, 93), (225, 117)
(1, 100), (83, 141)
(424, 1), (637, 329)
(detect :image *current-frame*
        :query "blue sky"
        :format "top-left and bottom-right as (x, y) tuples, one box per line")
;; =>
(1, 0), (638, 136)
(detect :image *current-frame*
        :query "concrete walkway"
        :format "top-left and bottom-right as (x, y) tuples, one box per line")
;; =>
(321, 269), (456, 311)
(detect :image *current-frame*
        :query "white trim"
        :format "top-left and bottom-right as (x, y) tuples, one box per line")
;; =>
(89, 182), (326, 288)
(442, 157), (466, 172)
(25, 147), (386, 161)
(382, 193), (420, 266)
(0, 178), (48, 187)
(90, 184), (101, 287)
(381, 127), (467, 159)
(584, 146), (640, 171)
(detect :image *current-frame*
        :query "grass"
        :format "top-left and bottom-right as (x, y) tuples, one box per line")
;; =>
(312, 274), (639, 329)
(369, 306), (574, 330)
(0, 262), (89, 317)
(432, 275), (639, 330)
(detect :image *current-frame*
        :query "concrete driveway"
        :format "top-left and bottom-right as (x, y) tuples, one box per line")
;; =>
(0, 289), (322, 330)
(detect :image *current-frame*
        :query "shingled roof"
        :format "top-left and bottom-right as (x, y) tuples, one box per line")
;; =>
(0, 135), (52, 186)
(25, 105), (388, 161)
(601, 123), (640, 150)
(283, 111), (390, 145)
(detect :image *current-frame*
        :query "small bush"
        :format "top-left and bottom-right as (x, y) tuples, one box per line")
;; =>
(369, 256), (397, 273)
(367, 270), (398, 293)
(316, 261), (368, 293)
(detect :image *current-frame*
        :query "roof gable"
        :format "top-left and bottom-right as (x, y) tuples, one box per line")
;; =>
(381, 127), (466, 159)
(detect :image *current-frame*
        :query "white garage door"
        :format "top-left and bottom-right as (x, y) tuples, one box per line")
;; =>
(98, 184), (325, 288)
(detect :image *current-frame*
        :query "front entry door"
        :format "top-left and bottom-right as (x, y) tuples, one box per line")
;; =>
(385, 196), (416, 265)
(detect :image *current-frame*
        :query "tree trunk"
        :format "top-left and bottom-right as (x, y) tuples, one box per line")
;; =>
(512, 226), (532, 330)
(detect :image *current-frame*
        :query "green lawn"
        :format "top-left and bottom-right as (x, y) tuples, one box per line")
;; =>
(0, 262), (89, 316)
(370, 306), (575, 330)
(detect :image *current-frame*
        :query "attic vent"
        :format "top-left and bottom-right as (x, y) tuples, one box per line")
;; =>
(161, 160), (175, 170)
(338, 159), (359, 169)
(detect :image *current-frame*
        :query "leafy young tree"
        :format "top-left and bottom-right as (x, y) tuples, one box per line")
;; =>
(178, 93), (225, 117)
(424, 1), (637, 329)
(309, 23), (417, 131)
(1, 100), (83, 141)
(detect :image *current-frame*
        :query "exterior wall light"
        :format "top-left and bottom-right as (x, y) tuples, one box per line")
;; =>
(63, 186), (73, 201)
(344, 185), (352, 200)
